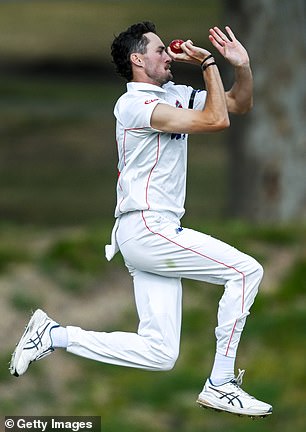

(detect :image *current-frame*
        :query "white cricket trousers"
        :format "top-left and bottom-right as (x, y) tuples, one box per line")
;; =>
(67, 210), (263, 370)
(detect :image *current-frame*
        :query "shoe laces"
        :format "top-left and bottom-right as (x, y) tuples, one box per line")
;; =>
(234, 368), (245, 386)
(230, 369), (254, 399)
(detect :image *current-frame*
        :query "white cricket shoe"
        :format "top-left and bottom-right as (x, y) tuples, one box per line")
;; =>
(197, 369), (273, 418)
(10, 309), (59, 377)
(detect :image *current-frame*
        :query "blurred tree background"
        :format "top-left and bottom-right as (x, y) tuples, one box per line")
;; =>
(225, 0), (306, 222)
(0, 1), (305, 432)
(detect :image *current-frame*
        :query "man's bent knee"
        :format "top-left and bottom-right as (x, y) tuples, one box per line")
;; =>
(252, 260), (264, 283)
(150, 346), (179, 371)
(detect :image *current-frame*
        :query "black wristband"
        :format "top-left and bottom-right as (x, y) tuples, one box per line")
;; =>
(202, 61), (217, 71)
(200, 54), (214, 69)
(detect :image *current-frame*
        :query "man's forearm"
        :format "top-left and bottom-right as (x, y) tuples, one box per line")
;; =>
(203, 63), (230, 128)
(226, 63), (253, 114)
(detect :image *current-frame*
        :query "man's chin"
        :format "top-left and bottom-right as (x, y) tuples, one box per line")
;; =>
(161, 71), (173, 85)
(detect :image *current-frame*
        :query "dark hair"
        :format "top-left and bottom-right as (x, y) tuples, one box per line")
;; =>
(111, 21), (156, 81)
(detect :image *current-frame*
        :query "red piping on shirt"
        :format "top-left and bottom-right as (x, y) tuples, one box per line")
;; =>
(145, 134), (160, 210)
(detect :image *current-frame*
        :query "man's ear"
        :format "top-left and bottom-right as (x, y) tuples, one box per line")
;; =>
(130, 53), (143, 67)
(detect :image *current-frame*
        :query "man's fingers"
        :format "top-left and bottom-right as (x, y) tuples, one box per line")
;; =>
(208, 34), (224, 54)
(225, 26), (236, 42)
(210, 27), (230, 44)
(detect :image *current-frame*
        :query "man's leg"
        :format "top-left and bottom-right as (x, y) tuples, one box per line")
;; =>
(117, 211), (271, 416)
(120, 211), (263, 376)
(54, 270), (182, 370)
(65, 271), (182, 370)
(10, 271), (182, 376)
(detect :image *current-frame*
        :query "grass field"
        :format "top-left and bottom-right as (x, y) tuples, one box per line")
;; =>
(0, 221), (305, 431)
(0, 73), (228, 225)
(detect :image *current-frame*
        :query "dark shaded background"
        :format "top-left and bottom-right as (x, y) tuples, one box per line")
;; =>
(0, 2), (305, 432)
(0, 0), (228, 227)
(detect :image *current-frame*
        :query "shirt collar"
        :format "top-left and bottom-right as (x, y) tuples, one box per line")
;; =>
(127, 81), (172, 93)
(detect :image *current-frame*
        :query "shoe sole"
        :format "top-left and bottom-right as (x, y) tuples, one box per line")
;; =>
(197, 398), (273, 418)
(10, 309), (49, 377)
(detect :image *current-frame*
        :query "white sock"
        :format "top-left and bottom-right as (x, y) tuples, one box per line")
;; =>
(50, 326), (68, 349)
(209, 352), (235, 386)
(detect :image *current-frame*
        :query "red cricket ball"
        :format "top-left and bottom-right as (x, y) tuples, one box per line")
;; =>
(169, 39), (184, 54)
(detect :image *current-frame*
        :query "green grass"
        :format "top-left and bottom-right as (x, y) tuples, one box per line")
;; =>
(278, 258), (306, 300)
(1, 222), (305, 431)
(0, 74), (228, 225)
(0, 247), (29, 272)
(0, 76), (119, 225)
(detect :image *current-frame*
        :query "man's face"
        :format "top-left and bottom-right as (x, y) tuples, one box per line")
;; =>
(141, 32), (173, 86)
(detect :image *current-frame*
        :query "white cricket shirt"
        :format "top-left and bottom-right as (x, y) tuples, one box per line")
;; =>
(113, 81), (207, 220)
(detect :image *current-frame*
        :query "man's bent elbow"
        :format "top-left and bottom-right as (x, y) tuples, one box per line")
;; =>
(209, 109), (230, 130)
(222, 117), (231, 129)
(213, 116), (230, 131)
(190, 114), (230, 133)
(244, 99), (254, 113)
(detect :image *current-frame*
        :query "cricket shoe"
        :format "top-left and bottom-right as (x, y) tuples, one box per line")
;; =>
(197, 369), (273, 418)
(10, 309), (59, 377)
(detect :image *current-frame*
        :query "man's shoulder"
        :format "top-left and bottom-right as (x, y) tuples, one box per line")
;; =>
(163, 81), (194, 96)
(114, 90), (157, 113)
(114, 83), (166, 115)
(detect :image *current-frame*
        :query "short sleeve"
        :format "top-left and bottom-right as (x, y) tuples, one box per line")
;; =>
(170, 83), (207, 111)
(189, 89), (207, 110)
(114, 93), (169, 129)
